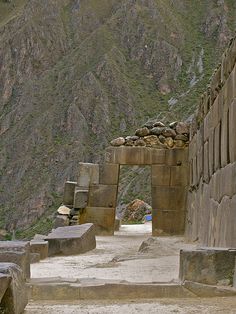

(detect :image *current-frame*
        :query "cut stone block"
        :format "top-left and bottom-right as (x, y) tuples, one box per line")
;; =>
(214, 123), (221, 171)
(30, 253), (41, 264)
(208, 129), (214, 177)
(152, 210), (186, 236)
(0, 263), (28, 314)
(80, 207), (115, 235)
(220, 109), (229, 168)
(77, 163), (99, 188)
(179, 248), (236, 286)
(99, 163), (120, 185)
(45, 224), (96, 256)
(88, 185), (118, 208)
(165, 148), (188, 166)
(74, 189), (88, 209)
(152, 186), (187, 211)
(0, 273), (11, 302)
(63, 181), (77, 206)
(203, 141), (209, 183)
(151, 165), (170, 186)
(0, 241), (30, 279)
(234, 258), (236, 288)
(105, 146), (152, 165)
(170, 165), (188, 186)
(30, 241), (48, 260)
(54, 215), (70, 228)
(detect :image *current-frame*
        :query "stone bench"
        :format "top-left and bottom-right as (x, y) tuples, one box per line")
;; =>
(0, 263), (28, 314)
(179, 247), (236, 286)
(45, 223), (96, 257)
(0, 241), (30, 279)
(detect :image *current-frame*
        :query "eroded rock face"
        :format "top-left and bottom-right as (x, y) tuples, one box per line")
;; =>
(0, 263), (28, 314)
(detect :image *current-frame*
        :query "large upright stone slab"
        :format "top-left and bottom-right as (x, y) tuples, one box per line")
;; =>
(77, 163), (99, 188)
(99, 163), (120, 185)
(0, 263), (28, 314)
(80, 207), (115, 235)
(165, 148), (188, 166)
(0, 241), (30, 279)
(151, 165), (170, 186)
(229, 99), (236, 163)
(152, 186), (187, 211)
(30, 241), (48, 260)
(152, 210), (185, 236)
(63, 181), (77, 206)
(88, 185), (118, 208)
(74, 189), (88, 209)
(46, 224), (96, 256)
(0, 273), (11, 302)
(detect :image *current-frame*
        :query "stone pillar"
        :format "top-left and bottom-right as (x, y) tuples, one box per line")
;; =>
(80, 164), (120, 235)
(151, 149), (188, 236)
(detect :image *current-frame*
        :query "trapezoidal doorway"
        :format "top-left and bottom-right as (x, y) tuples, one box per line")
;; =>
(79, 146), (189, 236)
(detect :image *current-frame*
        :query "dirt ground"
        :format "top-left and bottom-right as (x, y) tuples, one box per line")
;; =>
(25, 297), (236, 314)
(31, 223), (196, 283)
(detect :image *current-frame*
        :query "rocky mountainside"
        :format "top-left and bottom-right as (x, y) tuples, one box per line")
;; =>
(0, 0), (235, 236)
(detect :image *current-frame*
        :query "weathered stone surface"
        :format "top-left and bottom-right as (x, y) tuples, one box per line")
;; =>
(77, 163), (99, 188)
(220, 109), (229, 167)
(165, 148), (188, 166)
(176, 122), (189, 134)
(30, 253), (41, 264)
(152, 186), (187, 211)
(214, 123), (221, 171)
(0, 273), (11, 303)
(57, 205), (70, 215)
(114, 218), (121, 231)
(135, 127), (150, 137)
(170, 166), (188, 186)
(165, 137), (174, 148)
(179, 248), (236, 285)
(122, 199), (151, 223)
(54, 215), (70, 228)
(142, 121), (154, 129)
(63, 181), (77, 206)
(175, 139), (185, 148)
(153, 121), (165, 127)
(110, 137), (125, 146)
(0, 242), (30, 279)
(151, 165), (171, 186)
(150, 127), (165, 136)
(234, 258), (236, 288)
(46, 224), (96, 256)
(80, 207), (115, 236)
(30, 241), (48, 260)
(99, 163), (120, 185)
(74, 189), (88, 209)
(0, 263), (28, 314)
(175, 134), (188, 141)
(152, 210), (186, 236)
(229, 99), (236, 163)
(203, 141), (209, 183)
(169, 121), (178, 129)
(162, 128), (176, 138)
(88, 185), (117, 208)
(134, 139), (146, 146)
(143, 135), (159, 147)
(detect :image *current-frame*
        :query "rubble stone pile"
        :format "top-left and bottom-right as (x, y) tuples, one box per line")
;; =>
(110, 121), (190, 149)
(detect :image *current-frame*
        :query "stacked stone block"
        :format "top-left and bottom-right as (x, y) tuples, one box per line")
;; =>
(187, 35), (236, 248)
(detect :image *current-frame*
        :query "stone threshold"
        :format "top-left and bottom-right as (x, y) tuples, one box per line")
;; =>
(27, 278), (236, 301)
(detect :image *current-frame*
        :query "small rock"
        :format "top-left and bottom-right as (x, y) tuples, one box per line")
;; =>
(143, 135), (159, 147)
(162, 128), (176, 138)
(153, 121), (165, 127)
(159, 135), (166, 144)
(176, 122), (189, 134)
(134, 139), (146, 146)
(57, 205), (71, 215)
(175, 139), (185, 147)
(125, 135), (139, 141)
(175, 134), (189, 141)
(169, 121), (178, 129)
(165, 137), (174, 148)
(125, 139), (134, 146)
(217, 279), (231, 286)
(110, 137), (125, 146)
(135, 127), (150, 137)
(150, 127), (166, 136)
(142, 121), (154, 129)
(54, 215), (70, 228)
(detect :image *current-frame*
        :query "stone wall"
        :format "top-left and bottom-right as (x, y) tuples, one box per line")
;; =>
(186, 36), (236, 247)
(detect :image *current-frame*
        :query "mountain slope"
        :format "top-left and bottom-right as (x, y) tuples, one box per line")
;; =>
(0, 0), (235, 234)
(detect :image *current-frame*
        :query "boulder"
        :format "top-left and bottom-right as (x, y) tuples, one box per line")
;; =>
(175, 139), (185, 147)
(162, 128), (176, 138)
(169, 121), (178, 129)
(57, 205), (71, 215)
(176, 122), (189, 134)
(0, 241), (30, 279)
(150, 127), (166, 136)
(125, 139), (134, 146)
(110, 137), (125, 146)
(122, 199), (152, 223)
(142, 121), (154, 129)
(125, 136), (139, 141)
(153, 121), (165, 127)
(0, 263), (28, 314)
(175, 134), (189, 141)
(135, 127), (150, 137)
(159, 135), (166, 144)
(134, 139), (146, 146)
(165, 137), (174, 148)
(143, 135), (159, 147)
(45, 223), (96, 257)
